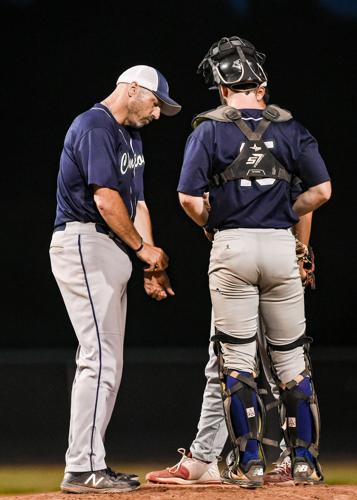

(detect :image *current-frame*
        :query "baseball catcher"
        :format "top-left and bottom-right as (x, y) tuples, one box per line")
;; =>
(147, 35), (331, 488)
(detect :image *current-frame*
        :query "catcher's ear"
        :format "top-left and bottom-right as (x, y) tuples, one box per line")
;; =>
(256, 86), (266, 101)
(220, 85), (229, 98)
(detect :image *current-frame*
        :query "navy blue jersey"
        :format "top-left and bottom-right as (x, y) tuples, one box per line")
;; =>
(54, 103), (145, 227)
(177, 108), (330, 230)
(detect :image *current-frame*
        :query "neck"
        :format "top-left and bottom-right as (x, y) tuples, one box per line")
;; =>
(225, 92), (266, 110)
(101, 88), (127, 124)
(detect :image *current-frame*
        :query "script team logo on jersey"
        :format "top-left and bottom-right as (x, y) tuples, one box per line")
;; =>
(120, 153), (145, 175)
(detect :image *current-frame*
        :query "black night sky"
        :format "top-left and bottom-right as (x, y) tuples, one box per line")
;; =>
(2, 0), (357, 349)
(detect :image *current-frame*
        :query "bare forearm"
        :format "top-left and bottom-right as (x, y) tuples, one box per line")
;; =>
(292, 181), (331, 216)
(134, 201), (154, 245)
(94, 187), (169, 271)
(94, 187), (142, 250)
(178, 192), (209, 226)
(293, 212), (313, 246)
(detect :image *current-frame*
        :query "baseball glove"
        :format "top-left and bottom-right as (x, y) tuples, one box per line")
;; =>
(295, 239), (316, 290)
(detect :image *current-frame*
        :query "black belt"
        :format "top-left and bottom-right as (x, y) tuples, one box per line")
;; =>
(53, 223), (128, 255)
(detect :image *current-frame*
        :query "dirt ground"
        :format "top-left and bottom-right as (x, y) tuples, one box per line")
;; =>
(2, 484), (357, 500)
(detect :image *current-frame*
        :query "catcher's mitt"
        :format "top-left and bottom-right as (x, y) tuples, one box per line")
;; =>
(295, 239), (316, 290)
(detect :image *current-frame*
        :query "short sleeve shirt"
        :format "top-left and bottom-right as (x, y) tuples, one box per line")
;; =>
(54, 103), (145, 227)
(177, 108), (330, 230)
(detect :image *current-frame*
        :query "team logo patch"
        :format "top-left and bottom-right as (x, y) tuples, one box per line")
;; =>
(288, 417), (296, 427)
(295, 464), (308, 473)
(240, 140), (275, 152)
(232, 60), (242, 71)
(253, 467), (264, 476)
(246, 153), (265, 167)
(246, 407), (255, 418)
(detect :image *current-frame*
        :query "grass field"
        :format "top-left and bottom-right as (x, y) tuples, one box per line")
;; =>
(0, 462), (357, 496)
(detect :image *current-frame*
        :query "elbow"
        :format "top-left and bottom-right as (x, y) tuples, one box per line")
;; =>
(94, 197), (106, 215)
(319, 181), (332, 204)
(94, 195), (112, 218)
(178, 193), (193, 209)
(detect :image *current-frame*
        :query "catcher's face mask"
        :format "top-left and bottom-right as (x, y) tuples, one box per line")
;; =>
(198, 36), (268, 90)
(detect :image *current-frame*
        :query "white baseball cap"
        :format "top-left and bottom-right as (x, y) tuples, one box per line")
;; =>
(116, 65), (181, 116)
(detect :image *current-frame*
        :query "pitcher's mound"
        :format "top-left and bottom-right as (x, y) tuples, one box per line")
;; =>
(2, 483), (357, 499)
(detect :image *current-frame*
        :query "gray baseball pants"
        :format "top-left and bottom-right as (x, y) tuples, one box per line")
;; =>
(190, 227), (304, 462)
(49, 222), (132, 472)
(209, 228), (306, 384)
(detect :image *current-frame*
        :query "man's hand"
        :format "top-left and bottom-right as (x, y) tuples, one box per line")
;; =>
(136, 243), (169, 271)
(143, 270), (175, 301)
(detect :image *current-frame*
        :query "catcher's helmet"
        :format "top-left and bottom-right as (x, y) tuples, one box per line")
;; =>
(198, 36), (267, 90)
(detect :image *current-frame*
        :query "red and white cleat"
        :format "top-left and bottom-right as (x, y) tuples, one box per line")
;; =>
(146, 448), (221, 485)
(264, 456), (294, 486)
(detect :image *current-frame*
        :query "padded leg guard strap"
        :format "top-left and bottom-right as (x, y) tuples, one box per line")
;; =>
(224, 369), (260, 452)
(281, 378), (314, 451)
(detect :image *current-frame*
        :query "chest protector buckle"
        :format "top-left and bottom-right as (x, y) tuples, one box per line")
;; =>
(192, 105), (293, 188)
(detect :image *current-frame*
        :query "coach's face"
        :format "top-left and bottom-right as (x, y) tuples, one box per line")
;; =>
(126, 83), (161, 128)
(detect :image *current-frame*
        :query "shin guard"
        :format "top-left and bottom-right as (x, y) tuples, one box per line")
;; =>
(212, 329), (266, 472)
(267, 335), (323, 479)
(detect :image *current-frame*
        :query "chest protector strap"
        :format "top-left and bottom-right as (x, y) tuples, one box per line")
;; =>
(192, 105), (293, 188)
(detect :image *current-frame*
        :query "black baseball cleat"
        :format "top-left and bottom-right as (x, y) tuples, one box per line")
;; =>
(293, 456), (324, 485)
(60, 468), (140, 494)
(106, 466), (139, 482)
(221, 459), (264, 488)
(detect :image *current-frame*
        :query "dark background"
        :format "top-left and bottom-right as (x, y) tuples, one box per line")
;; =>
(1, 0), (357, 467)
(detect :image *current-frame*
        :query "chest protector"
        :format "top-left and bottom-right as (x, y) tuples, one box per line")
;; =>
(192, 104), (293, 188)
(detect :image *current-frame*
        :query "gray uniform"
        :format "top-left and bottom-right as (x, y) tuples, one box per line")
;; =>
(51, 66), (181, 489)
(50, 222), (131, 472)
(209, 228), (306, 384)
(179, 36), (329, 483)
(50, 102), (145, 474)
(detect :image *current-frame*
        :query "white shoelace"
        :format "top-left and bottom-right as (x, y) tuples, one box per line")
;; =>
(168, 448), (188, 473)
